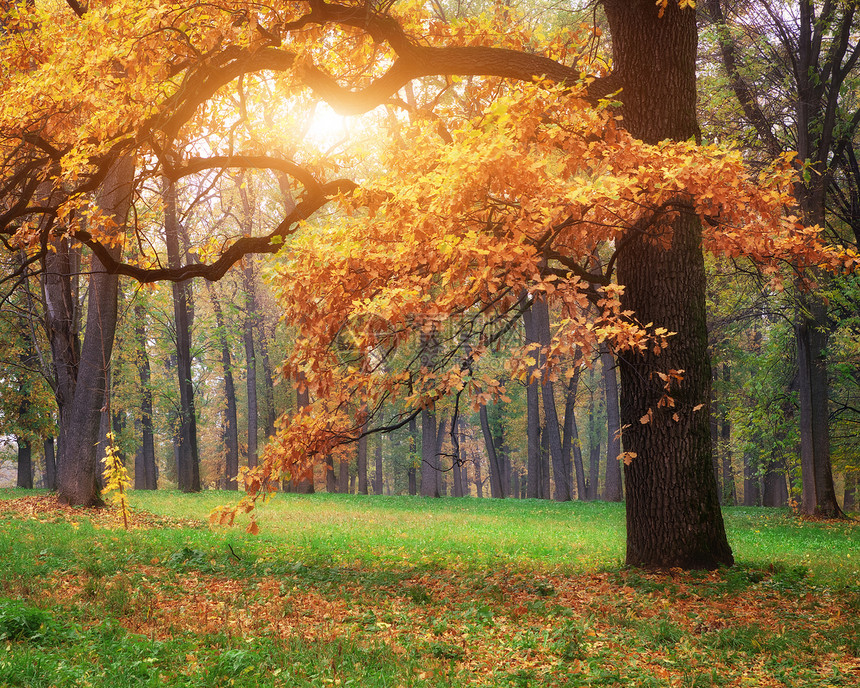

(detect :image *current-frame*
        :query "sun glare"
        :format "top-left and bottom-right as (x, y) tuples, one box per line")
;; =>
(306, 102), (349, 148)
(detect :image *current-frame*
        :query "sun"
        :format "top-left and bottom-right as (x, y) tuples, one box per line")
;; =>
(305, 102), (349, 148)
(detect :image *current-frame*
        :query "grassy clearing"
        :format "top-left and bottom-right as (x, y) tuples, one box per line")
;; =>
(0, 489), (857, 687)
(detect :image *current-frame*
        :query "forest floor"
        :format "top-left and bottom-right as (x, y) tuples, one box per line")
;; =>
(0, 490), (858, 687)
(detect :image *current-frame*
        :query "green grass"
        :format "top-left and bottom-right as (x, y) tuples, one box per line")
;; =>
(0, 488), (858, 687)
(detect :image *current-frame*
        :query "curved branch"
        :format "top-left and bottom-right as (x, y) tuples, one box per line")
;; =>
(74, 178), (356, 283)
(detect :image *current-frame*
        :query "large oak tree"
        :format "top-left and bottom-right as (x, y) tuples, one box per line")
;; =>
(1, 0), (849, 567)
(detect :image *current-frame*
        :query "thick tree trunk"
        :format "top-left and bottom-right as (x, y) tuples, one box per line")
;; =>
(600, 344), (623, 502)
(16, 439), (32, 489)
(604, 0), (732, 568)
(796, 295), (842, 517)
(53, 158), (133, 506)
(420, 407), (439, 497)
(338, 456), (349, 493)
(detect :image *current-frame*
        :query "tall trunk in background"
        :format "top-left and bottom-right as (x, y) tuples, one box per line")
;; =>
(523, 304), (543, 498)
(258, 322), (277, 440)
(16, 439), (32, 488)
(586, 387), (600, 500)
(719, 364), (736, 504)
(761, 454), (788, 507)
(474, 448), (484, 498)
(796, 296), (840, 516)
(435, 415), (447, 496)
(705, 0), (849, 520)
(242, 265), (259, 472)
(43, 438), (56, 491)
(532, 297), (572, 501)
(843, 473), (856, 511)
(603, 0), (732, 568)
(562, 369), (586, 499)
(292, 382), (315, 493)
(374, 436), (383, 494)
(600, 344), (623, 501)
(206, 287), (239, 490)
(743, 451), (761, 506)
(325, 454), (338, 492)
(132, 304), (157, 490)
(420, 407), (439, 497)
(163, 178), (200, 492)
(357, 428), (369, 494)
(407, 416), (418, 495)
(51, 158), (133, 506)
(452, 418), (466, 497)
(338, 456), (349, 493)
(479, 404), (504, 498)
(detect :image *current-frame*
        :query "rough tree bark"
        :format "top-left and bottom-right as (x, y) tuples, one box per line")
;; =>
(49, 157), (134, 506)
(604, 0), (733, 568)
(16, 439), (32, 489)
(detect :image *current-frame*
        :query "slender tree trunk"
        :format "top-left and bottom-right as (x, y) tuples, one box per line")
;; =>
(523, 306), (543, 498)
(43, 437), (56, 491)
(357, 417), (369, 495)
(292, 383), (315, 493)
(407, 416), (418, 495)
(600, 344), (623, 501)
(325, 454), (338, 492)
(206, 288), (239, 490)
(163, 178), (200, 492)
(474, 448), (484, 498)
(742, 451), (761, 506)
(604, 0), (732, 568)
(243, 275), (259, 472)
(374, 436), (383, 494)
(588, 444), (600, 501)
(53, 158), (133, 506)
(720, 365), (735, 505)
(761, 454), (788, 508)
(562, 371), (586, 499)
(531, 298), (571, 501)
(479, 404), (504, 498)
(586, 388), (600, 500)
(843, 473), (856, 511)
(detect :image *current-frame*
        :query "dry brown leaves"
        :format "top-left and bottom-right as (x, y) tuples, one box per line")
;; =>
(0, 494), (201, 530)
